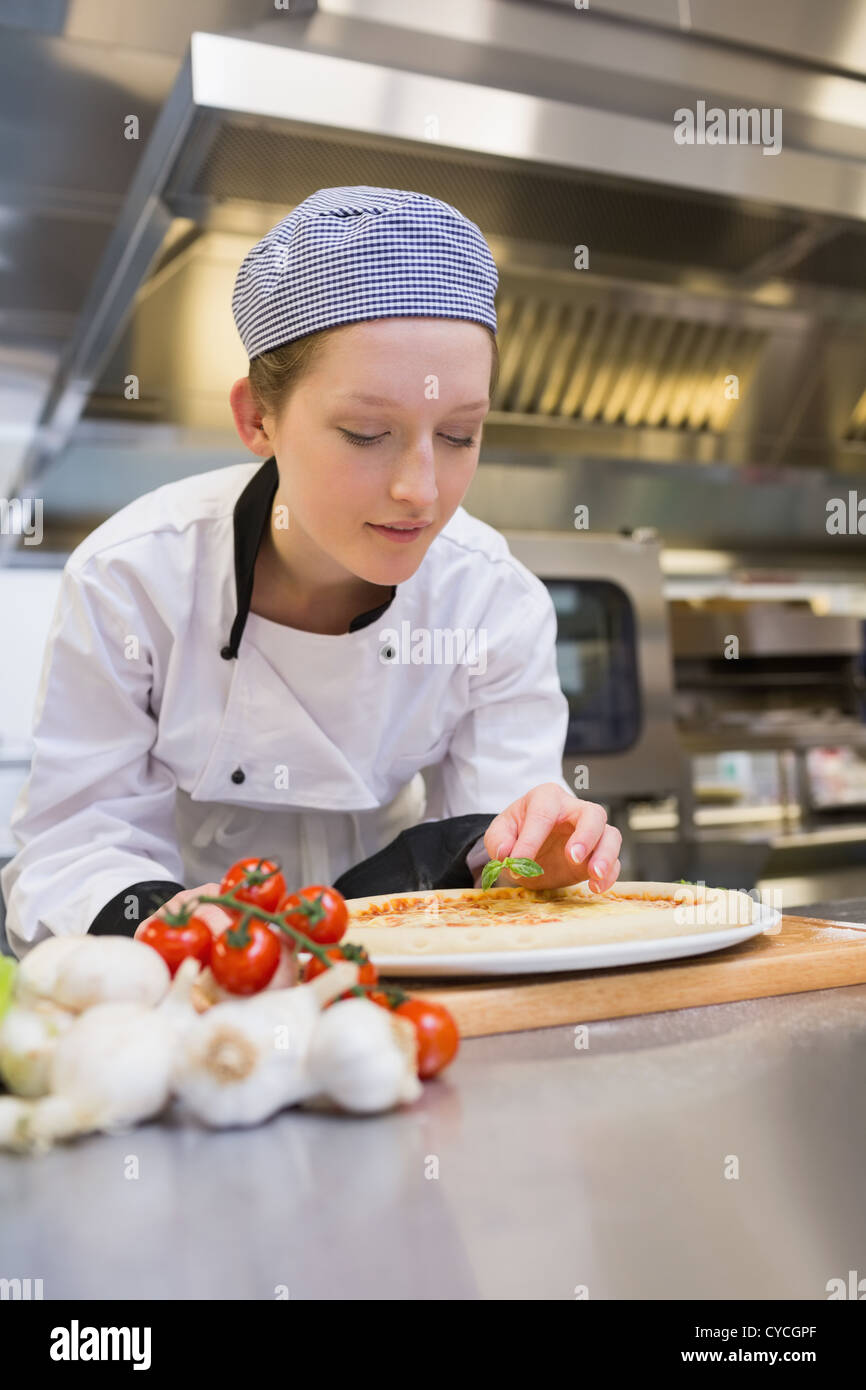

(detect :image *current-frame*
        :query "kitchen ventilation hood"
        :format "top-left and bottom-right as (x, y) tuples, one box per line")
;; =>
(10, 0), (866, 533)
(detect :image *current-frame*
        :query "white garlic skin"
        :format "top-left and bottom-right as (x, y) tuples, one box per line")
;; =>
(15, 934), (170, 1012)
(172, 960), (359, 1129)
(172, 993), (317, 1128)
(46, 1001), (177, 1134)
(0, 1001), (76, 1097)
(0, 1095), (38, 1151)
(306, 998), (423, 1115)
(15, 936), (89, 1005)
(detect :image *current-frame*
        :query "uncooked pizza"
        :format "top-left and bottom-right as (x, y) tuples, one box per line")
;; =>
(343, 881), (761, 957)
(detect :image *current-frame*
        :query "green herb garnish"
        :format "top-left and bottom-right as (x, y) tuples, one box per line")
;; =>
(0, 956), (17, 1025)
(481, 856), (544, 890)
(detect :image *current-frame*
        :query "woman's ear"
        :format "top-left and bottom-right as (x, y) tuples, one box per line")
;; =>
(229, 377), (274, 456)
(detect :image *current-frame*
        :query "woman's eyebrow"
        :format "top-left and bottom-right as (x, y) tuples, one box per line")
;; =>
(335, 392), (489, 410)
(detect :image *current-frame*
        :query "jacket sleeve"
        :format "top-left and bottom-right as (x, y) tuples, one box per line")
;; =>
(435, 580), (573, 822)
(0, 555), (187, 958)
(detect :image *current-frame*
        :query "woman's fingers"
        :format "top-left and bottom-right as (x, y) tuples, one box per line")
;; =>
(485, 784), (575, 865)
(586, 827), (624, 892)
(564, 801), (609, 869)
(483, 786), (626, 891)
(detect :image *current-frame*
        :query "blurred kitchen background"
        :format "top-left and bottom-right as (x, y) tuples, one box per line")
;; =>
(2, 0), (866, 920)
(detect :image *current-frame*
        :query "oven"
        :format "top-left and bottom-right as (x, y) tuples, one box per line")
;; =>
(502, 531), (681, 804)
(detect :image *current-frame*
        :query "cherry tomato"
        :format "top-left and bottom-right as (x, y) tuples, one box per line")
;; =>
(278, 885), (348, 946)
(211, 919), (281, 995)
(394, 997), (460, 1079)
(220, 858), (286, 914)
(302, 945), (377, 989)
(138, 915), (212, 977)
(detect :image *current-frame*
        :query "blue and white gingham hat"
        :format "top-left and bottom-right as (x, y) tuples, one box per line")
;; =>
(232, 186), (498, 359)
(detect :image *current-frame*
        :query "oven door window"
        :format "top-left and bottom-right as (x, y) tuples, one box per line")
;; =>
(544, 579), (641, 754)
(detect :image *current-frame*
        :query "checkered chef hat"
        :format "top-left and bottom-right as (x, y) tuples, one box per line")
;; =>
(232, 185), (499, 359)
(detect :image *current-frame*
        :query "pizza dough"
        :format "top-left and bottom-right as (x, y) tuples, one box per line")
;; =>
(342, 881), (763, 957)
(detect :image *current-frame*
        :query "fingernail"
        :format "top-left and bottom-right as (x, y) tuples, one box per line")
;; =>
(592, 860), (607, 877)
(496, 845), (509, 859)
(570, 844), (587, 864)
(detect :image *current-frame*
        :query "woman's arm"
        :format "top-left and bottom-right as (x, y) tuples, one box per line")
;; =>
(0, 556), (186, 958)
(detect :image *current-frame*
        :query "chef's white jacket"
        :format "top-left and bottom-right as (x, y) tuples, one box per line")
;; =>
(1, 457), (572, 957)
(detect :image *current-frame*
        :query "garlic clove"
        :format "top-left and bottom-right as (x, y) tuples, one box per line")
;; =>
(50, 937), (171, 1012)
(25, 1094), (90, 1152)
(306, 998), (423, 1115)
(0, 1092), (84, 1153)
(306, 958), (359, 1006)
(16, 934), (171, 1013)
(49, 1002), (176, 1135)
(0, 1000), (76, 1097)
(0, 1095), (39, 1152)
(15, 935), (90, 1006)
(189, 965), (231, 1012)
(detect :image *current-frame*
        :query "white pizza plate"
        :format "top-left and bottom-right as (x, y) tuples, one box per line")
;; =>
(366, 901), (781, 977)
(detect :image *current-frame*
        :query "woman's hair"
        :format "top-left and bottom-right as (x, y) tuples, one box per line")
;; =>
(248, 322), (500, 421)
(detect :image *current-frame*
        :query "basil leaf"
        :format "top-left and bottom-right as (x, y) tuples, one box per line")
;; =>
(503, 857), (544, 877)
(480, 860), (504, 890)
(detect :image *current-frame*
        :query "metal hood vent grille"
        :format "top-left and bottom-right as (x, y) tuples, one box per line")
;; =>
(493, 296), (766, 432)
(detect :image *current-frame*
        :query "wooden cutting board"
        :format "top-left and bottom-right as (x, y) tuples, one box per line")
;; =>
(404, 914), (866, 1037)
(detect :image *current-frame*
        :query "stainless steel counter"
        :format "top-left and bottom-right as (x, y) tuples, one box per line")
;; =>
(1, 902), (865, 1301)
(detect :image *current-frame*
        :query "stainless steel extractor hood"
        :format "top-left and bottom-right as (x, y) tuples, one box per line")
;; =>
(9, 0), (866, 551)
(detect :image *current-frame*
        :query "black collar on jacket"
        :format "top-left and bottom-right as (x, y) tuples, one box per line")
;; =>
(221, 456), (396, 659)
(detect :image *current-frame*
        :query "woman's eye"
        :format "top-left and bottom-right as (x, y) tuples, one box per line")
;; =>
(338, 428), (475, 448)
(339, 429), (387, 447)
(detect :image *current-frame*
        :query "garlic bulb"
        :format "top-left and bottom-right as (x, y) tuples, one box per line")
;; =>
(305, 998), (422, 1114)
(0, 962), (205, 1153)
(38, 1001), (177, 1138)
(15, 934), (170, 1012)
(172, 959), (358, 1128)
(0, 1004), (177, 1152)
(15, 935), (89, 1006)
(0, 1000), (76, 1097)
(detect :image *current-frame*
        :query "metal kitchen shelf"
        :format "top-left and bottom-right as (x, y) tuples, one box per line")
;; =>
(678, 724), (866, 753)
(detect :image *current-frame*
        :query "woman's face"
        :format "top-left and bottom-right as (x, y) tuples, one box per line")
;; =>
(260, 317), (492, 586)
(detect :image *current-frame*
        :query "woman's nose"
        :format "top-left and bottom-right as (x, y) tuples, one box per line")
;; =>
(390, 441), (438, 505)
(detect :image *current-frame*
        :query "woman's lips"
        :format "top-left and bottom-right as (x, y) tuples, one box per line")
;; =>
(366, 522), (430, 543)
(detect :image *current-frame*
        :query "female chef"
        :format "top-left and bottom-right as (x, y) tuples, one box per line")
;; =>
(0, 186), (622, 957)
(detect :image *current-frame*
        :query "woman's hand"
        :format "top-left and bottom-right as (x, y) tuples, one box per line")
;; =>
(481, 783), (623, 892)
(134, 883), (236, 941)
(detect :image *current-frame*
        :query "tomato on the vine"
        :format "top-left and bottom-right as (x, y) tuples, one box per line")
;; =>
(301, 944), (377, 989)
(138, 915), (213, 977)
(278, 885), (348, 946)
(211, 919), (281, 995)
(220, 858), (286, 914)
(393, 997), (460, 1079)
